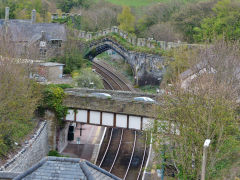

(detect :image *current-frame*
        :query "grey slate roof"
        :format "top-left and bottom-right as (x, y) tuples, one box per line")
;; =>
(13, 157), (121, 180)
(0, 171), (20, 179)
(0, 19), (67, 42)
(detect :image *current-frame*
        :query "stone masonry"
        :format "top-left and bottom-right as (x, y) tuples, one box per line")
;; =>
(0, 121), (48, 173)
(63, 88), (159, 118)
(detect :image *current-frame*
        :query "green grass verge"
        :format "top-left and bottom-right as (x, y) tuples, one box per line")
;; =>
(95, 0), (207, 7)
(139, 85), (159, 93)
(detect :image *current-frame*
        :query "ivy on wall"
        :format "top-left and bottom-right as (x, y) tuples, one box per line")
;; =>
(39, 85), (68, 128)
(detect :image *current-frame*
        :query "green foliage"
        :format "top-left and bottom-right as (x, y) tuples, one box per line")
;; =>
(84, 32), (165, 55)
(162, 47), (195, 84)
(172, 1), (215, 43)
(54, 84), (74, 89)
(0, 0), (49, 22)
(139, 85), (159, 94)
(40, 85), (68, 127)
(50, 48), (91, 74)
(194, 0), (240, 42)
(48, 150), (63, 157)
(56, 0), (90, 13)
(73, 68), (104, 89)
(96, 0), (205, 7)
(117, 6), (135, 33)
(52, 16), (82, 30)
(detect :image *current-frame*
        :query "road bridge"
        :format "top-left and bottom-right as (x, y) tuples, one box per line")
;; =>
(64, 88), (159, 131)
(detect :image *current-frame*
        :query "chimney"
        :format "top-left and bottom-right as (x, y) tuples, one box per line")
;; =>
(5, 7), (9, 22)
(31, 9), (36, 24)
(41, 31), (46, 40)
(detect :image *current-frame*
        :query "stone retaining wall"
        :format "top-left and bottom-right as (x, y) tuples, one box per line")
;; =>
(0, 121), (49, 173)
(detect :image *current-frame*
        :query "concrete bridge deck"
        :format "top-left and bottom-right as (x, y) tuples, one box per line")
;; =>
(64, 88), (159, 118)
(63, 88), (159, 130)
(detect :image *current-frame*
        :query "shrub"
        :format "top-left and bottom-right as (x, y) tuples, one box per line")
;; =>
(39, 85), (68, 128)
(73, 68), (104, 89)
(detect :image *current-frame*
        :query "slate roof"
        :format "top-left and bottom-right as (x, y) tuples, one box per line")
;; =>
(13, 157), (121, 180)
(0, 19), (67, 42)
(0, 172), (20, 179)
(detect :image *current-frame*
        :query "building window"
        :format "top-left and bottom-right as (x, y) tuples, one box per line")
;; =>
(51, 40), (62, 48)
(40, 48), (47, 58)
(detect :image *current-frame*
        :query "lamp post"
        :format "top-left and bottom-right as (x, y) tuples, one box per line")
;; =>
(201, 139), (211, 180)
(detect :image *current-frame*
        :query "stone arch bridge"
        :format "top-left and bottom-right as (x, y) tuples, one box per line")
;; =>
(77, 26), (201, 85)
(84, 37), (164, 85)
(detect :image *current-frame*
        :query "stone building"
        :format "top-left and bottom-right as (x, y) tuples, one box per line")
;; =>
(35, 62), (64, 81)
(0, 7), (67, 59)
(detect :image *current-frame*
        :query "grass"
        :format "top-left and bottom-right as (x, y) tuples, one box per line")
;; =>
(100, 0), (163, 7)
(95, 0), (207, 7)
(139, 85), (159, 93)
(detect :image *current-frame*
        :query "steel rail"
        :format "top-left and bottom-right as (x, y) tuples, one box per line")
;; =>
(93, 61), (131, 91)
(93, 63), (123, 90)
(109, 129), (124, 172)
(137, 133), (148, 180)
(99, 128), (113, 167)
(123, 131), (137, 180)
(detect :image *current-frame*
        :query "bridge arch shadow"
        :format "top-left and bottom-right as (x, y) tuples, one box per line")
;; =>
(84, 38), (135, 79)
(84, 38), (128, 61)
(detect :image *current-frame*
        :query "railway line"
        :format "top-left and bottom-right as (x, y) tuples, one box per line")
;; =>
(92, 59), (148, 180)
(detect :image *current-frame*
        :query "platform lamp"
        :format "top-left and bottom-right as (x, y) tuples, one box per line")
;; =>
(201, 139), (211, 180)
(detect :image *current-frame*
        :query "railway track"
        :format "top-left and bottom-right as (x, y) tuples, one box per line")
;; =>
(93, 59), (148, 180)
(92, 60), (132, 91)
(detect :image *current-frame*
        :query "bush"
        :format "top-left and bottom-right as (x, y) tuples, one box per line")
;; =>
(73, 68), (104, 89)
(39, 85), (68, 128)
(48, 150), (62, 157)
(50, 47), (91, 74)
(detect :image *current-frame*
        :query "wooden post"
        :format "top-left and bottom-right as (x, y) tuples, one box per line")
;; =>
(201, 139), (211, 180)
(87, 110), (90, 124)
(100, 112), (103, 125)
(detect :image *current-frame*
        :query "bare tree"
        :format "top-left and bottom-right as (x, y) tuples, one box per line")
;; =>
(152, 40), (240, 179)
(80, 1), (120, 31)
(0, 57), (42, 157)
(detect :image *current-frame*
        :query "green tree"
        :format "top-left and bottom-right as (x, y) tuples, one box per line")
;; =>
(57, 0), (90, 13)
(172, 1), (215, 43)
(117, 6), (135, 33)
(50, 40), (90, 74)
(194, 0), (240, 42)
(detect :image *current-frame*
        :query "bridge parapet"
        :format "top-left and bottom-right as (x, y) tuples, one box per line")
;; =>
(78, 26), (203, 51)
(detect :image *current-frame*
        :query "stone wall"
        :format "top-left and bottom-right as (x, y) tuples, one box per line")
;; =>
(65, 88), (159, 99)
(44, 110), (69, 153)
(58, 122), (70, 153)
(0, 121), (49, 173)
(77, 26), (202, 50)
